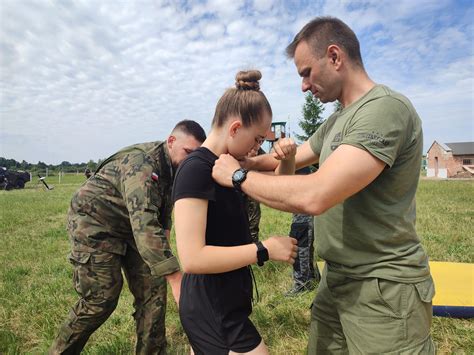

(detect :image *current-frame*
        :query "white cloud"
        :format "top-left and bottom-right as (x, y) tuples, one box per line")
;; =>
(0, 0), (472, 163)
(206, 0), (245, 19)
(201, 22), (226, 38)
(253, 0), (274, 12)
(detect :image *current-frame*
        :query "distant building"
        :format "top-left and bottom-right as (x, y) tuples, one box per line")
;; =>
(426, 141), (474, 178)
(266, 121), (287, 149)
(421, 155), (427, 172)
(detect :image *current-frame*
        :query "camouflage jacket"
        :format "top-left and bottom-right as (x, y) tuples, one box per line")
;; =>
(67, 141), (179, 276)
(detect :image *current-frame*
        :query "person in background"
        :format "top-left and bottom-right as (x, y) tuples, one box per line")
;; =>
(285, 166), (321, 296)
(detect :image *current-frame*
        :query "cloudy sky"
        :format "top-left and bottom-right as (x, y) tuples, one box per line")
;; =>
(1, 0), (473, 164)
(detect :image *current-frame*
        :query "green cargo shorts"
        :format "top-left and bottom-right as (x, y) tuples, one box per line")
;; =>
(308, 266), (436, 354)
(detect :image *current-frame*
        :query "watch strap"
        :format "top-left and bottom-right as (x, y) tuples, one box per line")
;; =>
(255, 241), (269, 266)
(232, 168), (248, 191)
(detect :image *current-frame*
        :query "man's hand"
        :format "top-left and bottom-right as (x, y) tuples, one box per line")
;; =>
(165, 271), (182, 306)
(212, 154), (241, 187)
(237, 148), (258, 170)
(237, 156), (255, 171)
(272, 138), (297, 161)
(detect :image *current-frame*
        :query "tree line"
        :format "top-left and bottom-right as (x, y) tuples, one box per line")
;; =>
(0, 157), (99, 175)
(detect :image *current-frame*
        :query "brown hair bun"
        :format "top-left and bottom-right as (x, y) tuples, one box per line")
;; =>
(212, 68), (271, 128)
(235, 70), (262, 91)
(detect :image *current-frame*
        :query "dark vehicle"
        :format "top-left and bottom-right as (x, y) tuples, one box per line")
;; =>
(0, 167), (31, 190)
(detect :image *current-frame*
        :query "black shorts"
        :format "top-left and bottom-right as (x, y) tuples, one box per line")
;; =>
(179, 267), (261, 355)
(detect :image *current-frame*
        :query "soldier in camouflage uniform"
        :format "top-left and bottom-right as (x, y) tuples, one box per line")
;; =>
(49, 120), (206, 355)
(286, 167), (320, 296)
(244, 148), (266, 242)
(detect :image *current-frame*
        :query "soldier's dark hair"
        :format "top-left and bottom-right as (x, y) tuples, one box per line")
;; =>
(172, 120), (206, 143)
(212, 70), (272, 128)
(286, 17), (364, 68)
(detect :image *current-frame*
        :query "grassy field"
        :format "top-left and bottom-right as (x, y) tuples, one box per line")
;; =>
(0, 175), (473, 354)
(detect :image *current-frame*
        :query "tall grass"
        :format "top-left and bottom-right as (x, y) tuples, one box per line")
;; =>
(0, 176), (472, 354)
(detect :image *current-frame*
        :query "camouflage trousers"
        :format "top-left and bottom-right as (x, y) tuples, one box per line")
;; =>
(289, 217), (320, 286)
(50, 243), (167, 355)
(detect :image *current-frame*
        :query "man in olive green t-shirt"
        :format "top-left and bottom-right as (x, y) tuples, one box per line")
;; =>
(212, 17), (435, 354)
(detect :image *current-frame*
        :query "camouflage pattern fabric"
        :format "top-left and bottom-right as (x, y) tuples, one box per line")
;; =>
(50, 141), (177, 354)
(244, 147), (266, 242)
(245, 197), (261, 242)
(290, 213), (320, 286)
(66, 141), (179, 275)
(50, 247), (167, 355)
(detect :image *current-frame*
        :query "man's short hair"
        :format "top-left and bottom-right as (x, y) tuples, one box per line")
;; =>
(286, 16), (364, 68)
(172, 120), (206, 143)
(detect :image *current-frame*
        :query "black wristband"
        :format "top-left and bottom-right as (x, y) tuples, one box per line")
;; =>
(255, 241), (269, 266)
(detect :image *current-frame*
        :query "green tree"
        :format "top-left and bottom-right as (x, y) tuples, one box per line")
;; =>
(20, 160), (31, 170)
(334, 100), (343, 112)
(37, 161), (47, 169)
(87, 159), (98, 171)
(295, 92), (325, 143)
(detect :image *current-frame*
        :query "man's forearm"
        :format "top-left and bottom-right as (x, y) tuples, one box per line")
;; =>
(275, 156), (295, 176)
(247, 154), (279, 171)
(241, 171), (315, 214)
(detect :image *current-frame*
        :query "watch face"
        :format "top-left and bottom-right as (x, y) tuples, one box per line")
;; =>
(233, 170), (244, 181)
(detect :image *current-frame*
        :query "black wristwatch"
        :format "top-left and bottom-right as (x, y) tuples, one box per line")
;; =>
(255, 241), (269, 267)
(232, 168), (248, 191)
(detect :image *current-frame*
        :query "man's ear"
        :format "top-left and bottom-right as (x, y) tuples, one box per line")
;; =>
(167, 135), (176, 149)
(327, 45), (342, 68)
(229, 120), (242, 138)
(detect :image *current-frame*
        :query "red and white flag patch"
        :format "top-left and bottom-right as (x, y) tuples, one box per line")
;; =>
(151, 172), (159, 182)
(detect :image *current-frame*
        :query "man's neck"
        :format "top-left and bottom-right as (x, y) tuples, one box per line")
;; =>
(339, 69), (376, 108)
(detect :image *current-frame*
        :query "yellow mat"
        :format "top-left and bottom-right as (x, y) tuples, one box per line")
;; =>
(430, 261), (473, 307)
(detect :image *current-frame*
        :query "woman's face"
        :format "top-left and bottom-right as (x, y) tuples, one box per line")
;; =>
(227, 112), (272, 160)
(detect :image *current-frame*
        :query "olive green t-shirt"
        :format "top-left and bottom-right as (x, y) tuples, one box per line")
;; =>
(309, 85), (430, 283)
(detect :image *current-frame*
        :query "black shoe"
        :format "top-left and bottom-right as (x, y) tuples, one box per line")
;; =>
(284, 280), (316, 297)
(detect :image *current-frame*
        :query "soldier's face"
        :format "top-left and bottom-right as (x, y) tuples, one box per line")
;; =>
(168, 133), (202, 167)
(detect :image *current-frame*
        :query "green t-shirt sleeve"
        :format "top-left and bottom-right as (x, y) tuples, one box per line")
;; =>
(309, 119), (328, 156)
(341, 97), (412, 167)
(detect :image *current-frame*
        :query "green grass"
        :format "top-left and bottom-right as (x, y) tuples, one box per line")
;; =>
(0, 176), (473, 354)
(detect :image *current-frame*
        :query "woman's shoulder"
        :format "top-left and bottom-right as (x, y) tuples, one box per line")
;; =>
(174, 147), (219, 187)
(173, 147), (217, 202)
(178, 147), (216, 174)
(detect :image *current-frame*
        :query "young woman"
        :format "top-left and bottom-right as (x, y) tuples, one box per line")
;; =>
(172, 70), (298, 355)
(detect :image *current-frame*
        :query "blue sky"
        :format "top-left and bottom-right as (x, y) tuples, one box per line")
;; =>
(1, 0), (473, 164)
